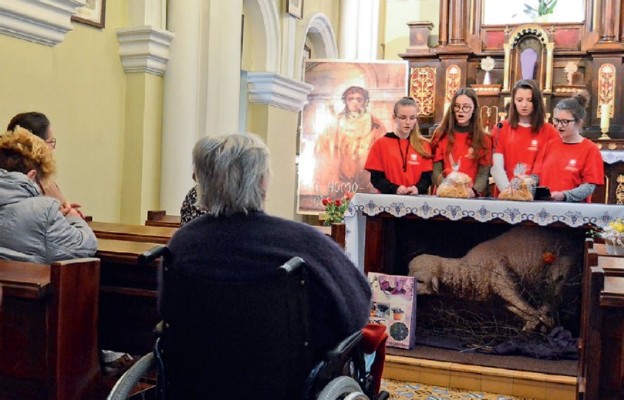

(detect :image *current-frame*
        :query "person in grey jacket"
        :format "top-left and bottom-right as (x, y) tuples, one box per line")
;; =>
(0, 127), (97, 263)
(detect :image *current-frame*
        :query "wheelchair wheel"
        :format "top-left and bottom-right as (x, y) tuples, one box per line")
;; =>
(317, 376), (369, 400)
(107, 352), (156, 400)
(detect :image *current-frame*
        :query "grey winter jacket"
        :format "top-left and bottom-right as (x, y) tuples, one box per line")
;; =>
(0, 169), (98, 263)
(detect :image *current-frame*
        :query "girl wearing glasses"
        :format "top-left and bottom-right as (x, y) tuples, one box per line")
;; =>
(532, 92), (604, 202)
(431, 88), (492, 196)
(7, 112), (83, 217)
(0, 127), (97, 263)
(491, 80), (559, 193)
(365, 97), (433, 195)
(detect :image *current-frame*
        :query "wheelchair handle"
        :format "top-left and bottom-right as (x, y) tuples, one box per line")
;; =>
(278, 256), (305, 276)
(138, 245), (168, 265)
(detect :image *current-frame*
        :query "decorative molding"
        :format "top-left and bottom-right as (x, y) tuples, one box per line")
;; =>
(116, 26), (175, 76)
(445, 64), (461, 105)
(247, 72), (313, 112)
(598, 63), (616, 118)
(258, 0), (280, 71)
(0, 0), (83, 46)
(409, 67), (436, 117)
(471, 84), (501, 95)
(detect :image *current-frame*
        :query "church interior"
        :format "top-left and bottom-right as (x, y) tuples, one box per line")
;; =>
(1, 0), (624, 399)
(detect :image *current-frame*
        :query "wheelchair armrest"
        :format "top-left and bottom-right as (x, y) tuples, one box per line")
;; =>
(325, 330), (363, 360)
(153, 321), (164, 336)
(138, 245), (169, 265)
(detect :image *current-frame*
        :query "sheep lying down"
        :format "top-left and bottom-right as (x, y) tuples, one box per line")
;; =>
(408, 226), (579, 332)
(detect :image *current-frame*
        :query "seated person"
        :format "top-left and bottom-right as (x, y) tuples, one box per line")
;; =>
(163, 133), (372, 359)
(0, 127), (97, 263)
(180, 183), (206, 226)
(7, 111), (82, 216)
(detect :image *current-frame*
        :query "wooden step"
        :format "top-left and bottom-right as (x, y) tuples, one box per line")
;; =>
(382, 355), (576, 400)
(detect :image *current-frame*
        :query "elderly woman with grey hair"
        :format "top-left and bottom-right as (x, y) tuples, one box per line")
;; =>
(162, 133), (371, 357)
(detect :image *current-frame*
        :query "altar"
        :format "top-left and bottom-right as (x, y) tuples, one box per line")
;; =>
(345, 193), (624, 357)
(345, 193), (624, 274)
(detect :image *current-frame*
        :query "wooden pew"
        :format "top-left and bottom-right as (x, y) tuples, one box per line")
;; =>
(96, 239), (163, 356)
(145, 210), (181, 228)
(0, 258), (100, 400)
(578, 243), (624, 400)
(89, 221), (177, 244)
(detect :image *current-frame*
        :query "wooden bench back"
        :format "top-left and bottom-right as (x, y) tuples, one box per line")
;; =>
(578, 241), (624, 400)
(89, 221), (177, 243)
(0, 257), (100, 400)
(145, 210), (181, 228)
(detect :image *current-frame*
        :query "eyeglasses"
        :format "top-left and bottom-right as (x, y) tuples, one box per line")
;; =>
(46, 138), (57, 149)
(552, 118), (577, 128)
(453, 104), (473, 112)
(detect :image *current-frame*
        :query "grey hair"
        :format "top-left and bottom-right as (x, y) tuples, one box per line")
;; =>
(193, 133), (270, 217)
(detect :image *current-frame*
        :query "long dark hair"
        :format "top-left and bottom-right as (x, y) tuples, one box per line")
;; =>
(432, 88), (488, 160)
(508, 79), (546, 132)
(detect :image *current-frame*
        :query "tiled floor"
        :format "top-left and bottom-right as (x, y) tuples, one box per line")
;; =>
(381, 378), (530, 400)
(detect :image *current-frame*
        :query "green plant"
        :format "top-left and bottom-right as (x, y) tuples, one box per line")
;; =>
(524, 0), (558, 19)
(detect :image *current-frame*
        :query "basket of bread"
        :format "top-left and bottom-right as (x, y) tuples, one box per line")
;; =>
(436, 170), (475, 198)
(498, 163), (536, 201)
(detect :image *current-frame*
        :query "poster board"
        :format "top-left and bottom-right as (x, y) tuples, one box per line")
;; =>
(368, 272), (417, 349)
(297, 60), (408, 214)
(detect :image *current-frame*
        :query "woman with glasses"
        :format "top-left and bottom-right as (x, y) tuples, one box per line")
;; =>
(532, 91), (604, 202)
(490, 80), (559, 194)
(0, 127), (97, 263)
(7, 112), (83, 217)
(364, 97), (433, 195)
(431, 88), (492, 196)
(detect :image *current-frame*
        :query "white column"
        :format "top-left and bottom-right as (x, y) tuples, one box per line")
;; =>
(340, 0), (379, 60)
(161, 1), (243, 213)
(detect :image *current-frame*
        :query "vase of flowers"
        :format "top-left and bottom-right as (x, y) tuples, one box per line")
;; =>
(601, 218), (624, 256)
(320, 191), (354, 226)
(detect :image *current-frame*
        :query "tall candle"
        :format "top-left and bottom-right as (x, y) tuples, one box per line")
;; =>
(600, 104), (610, 132)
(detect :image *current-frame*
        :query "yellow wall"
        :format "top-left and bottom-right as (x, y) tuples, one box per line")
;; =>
(382, 0), (439, 60)
(0, 1), (128, 222)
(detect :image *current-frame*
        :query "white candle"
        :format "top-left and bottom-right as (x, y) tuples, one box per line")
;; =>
(601, 104), (610, 132)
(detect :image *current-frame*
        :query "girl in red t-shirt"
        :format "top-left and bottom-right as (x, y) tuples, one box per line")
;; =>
(491, 79), (559, 193)
(364, 97), (433, 195)
(431, 88), (492, 196)
(532, 91), (604, 202)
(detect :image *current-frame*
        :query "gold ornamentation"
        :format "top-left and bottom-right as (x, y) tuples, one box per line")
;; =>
(598, 63), (615, 118)
(410, 67), (436, 117)
(445, 65), (461, 105)
(616, 174), (624, 205)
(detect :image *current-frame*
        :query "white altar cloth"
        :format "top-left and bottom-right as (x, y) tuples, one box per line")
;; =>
(344, 193), (624, 270)
(600, 150), (624, 164)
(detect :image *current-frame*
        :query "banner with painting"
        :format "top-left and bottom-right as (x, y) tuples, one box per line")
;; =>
(297, 60), (408, 214)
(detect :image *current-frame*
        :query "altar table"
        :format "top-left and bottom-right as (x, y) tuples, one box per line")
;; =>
(345, 193), (624, 273)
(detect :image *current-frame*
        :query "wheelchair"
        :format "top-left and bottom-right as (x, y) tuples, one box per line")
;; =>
(108, 247), (389, 399)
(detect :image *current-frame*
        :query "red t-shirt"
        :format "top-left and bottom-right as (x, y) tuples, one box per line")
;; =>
(533, 138), (604, 202)
(365, 135), (433, 187)
(494, 121), (559, 179)
(433, 132), (493, 182)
